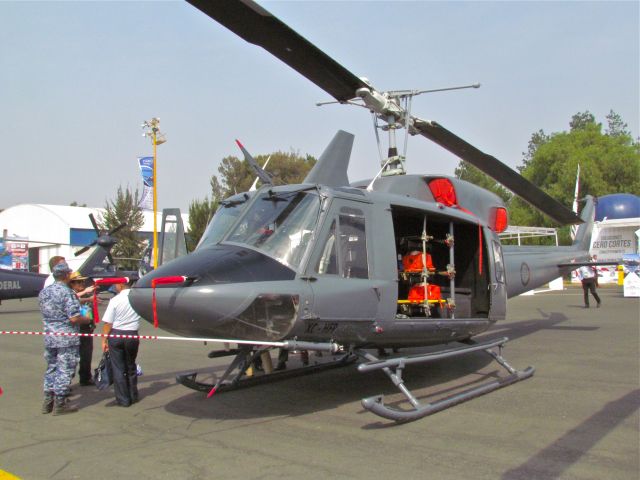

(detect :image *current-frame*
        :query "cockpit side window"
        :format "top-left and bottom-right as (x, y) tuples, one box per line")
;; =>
(315, 208), (369, 279)
(339, 208), (369, 279)
(197, 197), (250, 249)
(315, 220), (338, 275)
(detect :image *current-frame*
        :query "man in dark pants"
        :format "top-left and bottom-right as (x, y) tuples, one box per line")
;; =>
(578, 263), (601, 308)
(101, 280), (140, 407)
(69, 272), (96, 386)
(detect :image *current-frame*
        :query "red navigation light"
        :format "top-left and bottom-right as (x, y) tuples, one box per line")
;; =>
(428, 178), (458, 207)
(493, 207), (508, 233)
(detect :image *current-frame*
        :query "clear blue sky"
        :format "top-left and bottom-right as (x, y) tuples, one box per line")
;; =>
(1, 1), (638, 211)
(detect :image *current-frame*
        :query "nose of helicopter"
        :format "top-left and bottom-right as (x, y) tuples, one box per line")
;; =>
(129, 245), (300, 341)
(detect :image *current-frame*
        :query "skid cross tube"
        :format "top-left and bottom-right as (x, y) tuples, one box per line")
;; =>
(357, 337), (534, 422)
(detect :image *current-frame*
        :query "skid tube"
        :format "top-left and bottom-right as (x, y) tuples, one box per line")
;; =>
(357, 337), (534, 423)
(177, 340), (355, 395)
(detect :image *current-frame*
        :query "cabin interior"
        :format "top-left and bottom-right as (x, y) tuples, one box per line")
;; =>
(391, 206), (489, 319)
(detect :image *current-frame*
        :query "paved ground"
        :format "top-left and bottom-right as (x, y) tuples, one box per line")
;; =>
(0, 286), (638, 480)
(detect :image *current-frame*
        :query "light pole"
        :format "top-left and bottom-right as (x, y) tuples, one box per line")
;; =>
(142, 117), (166, 269)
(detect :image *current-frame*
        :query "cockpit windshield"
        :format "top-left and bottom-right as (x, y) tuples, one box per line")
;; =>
(197, 194), (251, 249)
(225, 190), (320, 270)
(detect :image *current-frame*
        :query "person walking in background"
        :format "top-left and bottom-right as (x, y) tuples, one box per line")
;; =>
(101, 279), (141, 407)
(578, 261), (601, 308)
(39, 263), (92, 415)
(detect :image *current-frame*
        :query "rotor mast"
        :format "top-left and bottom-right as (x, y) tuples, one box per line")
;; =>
(356, 83), (481, 177)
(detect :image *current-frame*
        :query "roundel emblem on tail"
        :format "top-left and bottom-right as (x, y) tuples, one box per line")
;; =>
(520, 263), (531, 286)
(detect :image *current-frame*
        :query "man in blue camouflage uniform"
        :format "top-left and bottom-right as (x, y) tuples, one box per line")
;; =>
(39, 262), (91, 415)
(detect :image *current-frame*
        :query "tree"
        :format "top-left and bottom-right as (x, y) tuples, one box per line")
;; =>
(569, 111), (597, 131)
(519, 129), (550, 172)
(186, 196), (218, 252)
(605, 110), (631, 138)
(454, 162), (511, 203)
(210, 150), (317, 200)
(100, 186), (145, 270)
(69, 201), (87, 207)
(509, 111), (640, 244)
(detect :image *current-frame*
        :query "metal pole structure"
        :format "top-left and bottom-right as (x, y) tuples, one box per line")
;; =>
(152, 130), (158, 269)
(142, 118), (165, 270)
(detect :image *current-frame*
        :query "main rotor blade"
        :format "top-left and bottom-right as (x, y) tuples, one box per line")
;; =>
(75, 241), (97, 257)
(186, 0), (368, 102)
(88, 213), (100, 234)
(108, 223), (127, 236)
(412, 118), (582, 225)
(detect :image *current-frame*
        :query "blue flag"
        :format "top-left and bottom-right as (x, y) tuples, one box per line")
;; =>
(138, 156), (154, 210)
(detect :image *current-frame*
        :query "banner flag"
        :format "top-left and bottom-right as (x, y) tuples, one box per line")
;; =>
(138, 156), (154, 210)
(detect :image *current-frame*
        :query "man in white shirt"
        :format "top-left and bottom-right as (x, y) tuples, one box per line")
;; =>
(101, 280), (141, 406)
(577, 262), (601, 308)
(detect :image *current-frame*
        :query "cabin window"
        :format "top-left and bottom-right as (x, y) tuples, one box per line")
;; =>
(492, 240), (505, 283)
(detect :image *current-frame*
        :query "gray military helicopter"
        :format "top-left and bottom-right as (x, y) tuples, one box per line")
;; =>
(128, 0), (595, 422)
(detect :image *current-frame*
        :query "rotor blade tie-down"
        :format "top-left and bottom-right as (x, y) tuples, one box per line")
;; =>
(151, 276), (188, 328)
(92, 277), (130, 323)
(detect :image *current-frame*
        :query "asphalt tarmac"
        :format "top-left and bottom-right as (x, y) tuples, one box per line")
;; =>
(0, 286), (638, 480)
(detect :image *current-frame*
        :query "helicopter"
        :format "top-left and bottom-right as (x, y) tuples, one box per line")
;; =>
(126, 0), (597, 422)
(0, 214), (128, 303)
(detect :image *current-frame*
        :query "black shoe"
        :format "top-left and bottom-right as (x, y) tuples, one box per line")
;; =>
(80, 379), (95, 387)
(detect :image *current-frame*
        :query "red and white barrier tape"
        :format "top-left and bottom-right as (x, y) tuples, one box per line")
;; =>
(0, 330), (286, 346)
(0, 331), (286, 396)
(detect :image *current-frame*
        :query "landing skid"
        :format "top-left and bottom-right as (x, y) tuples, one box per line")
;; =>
(357, 337), (534, 423)
(176, 350), (357, 394)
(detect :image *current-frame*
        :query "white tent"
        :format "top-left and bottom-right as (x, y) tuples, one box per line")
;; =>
(0, 204), (188, 273)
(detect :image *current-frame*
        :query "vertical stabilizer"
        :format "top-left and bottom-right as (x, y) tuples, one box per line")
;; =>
(572, 195), (595, 252)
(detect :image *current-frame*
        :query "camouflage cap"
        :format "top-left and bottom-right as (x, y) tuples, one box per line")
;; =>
(52, 262), (72, 279)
